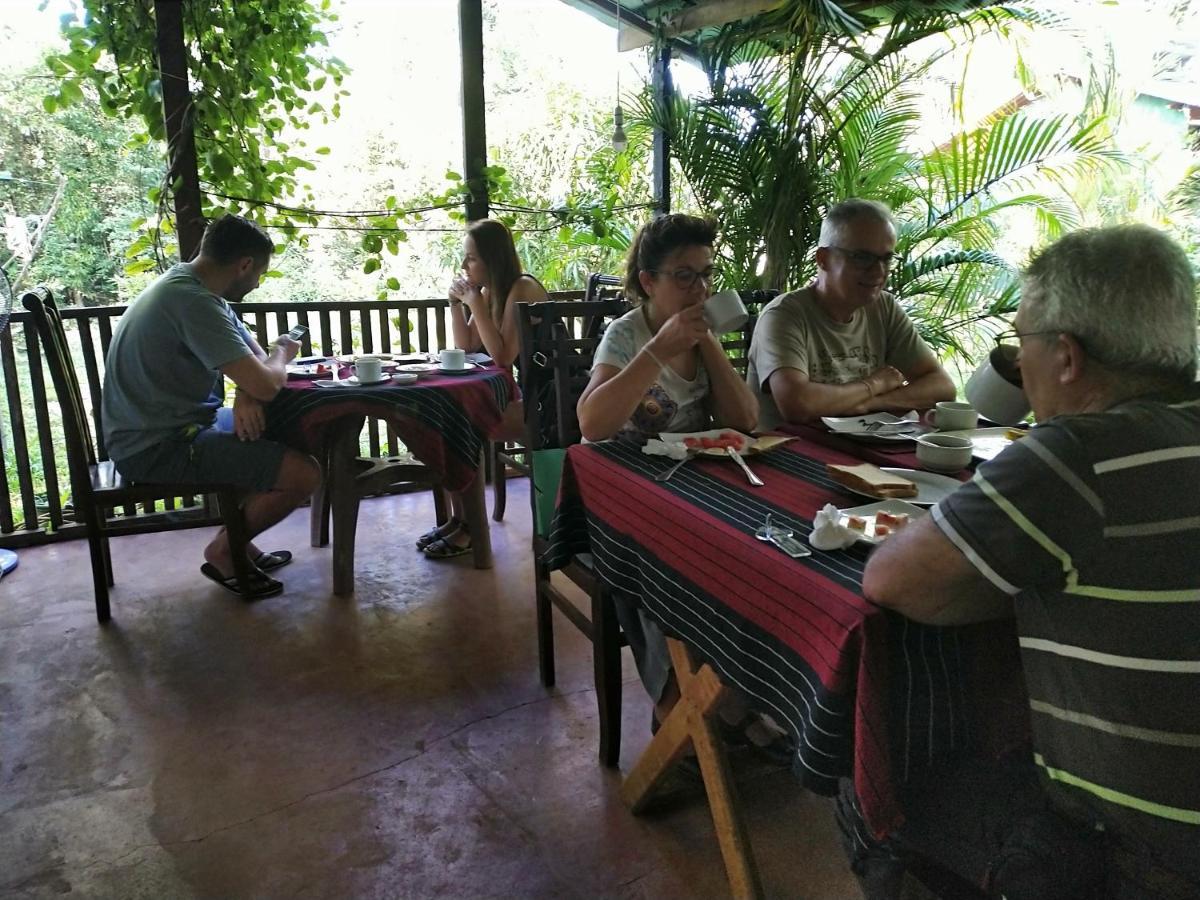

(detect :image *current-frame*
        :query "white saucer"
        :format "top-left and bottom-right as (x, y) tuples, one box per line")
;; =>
(396, 363), (441, 374)
(346, 375), (390, 386)
(391, 372), (418, 385)
(313, 379), (352, 388)
(439, 362), (479, 375)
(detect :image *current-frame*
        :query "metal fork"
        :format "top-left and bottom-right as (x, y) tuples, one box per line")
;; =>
(656, 450), (697, 482)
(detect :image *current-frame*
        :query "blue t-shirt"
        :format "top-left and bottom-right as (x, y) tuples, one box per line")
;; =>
(102, 263), (254, 460)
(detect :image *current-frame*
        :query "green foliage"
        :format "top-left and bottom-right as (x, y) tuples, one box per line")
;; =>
(365, 97), (653, 295)
(635, 2), (1123, 358)
(0, 64), (161, 301)
(43, 0), (350, 269)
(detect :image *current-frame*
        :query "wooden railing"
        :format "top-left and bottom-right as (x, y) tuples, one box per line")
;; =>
(0, 290), (585, 548)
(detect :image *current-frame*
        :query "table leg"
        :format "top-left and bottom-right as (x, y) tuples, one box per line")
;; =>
(621, 638), (764, 900)
(462, 449), (493, 570)
(309, 436), (332, 548)
(329, 418), (365, 596)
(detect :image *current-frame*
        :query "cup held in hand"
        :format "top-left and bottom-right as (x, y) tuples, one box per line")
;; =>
(915, 433), (973, 473)
(354, 355), (383, 383)
(921, 401), (979, 431)
(965, 345), (1030, 425)
(703, 290), (749, 335)
(440, 348), (467, 370)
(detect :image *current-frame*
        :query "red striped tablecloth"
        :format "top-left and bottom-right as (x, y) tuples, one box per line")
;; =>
(265, 366), (516, 491)
(547, 436), (1025, 839)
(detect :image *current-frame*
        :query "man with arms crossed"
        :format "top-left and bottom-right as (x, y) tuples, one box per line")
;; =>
(847, 225), (1200, 898)
(103, 215), (320, 599)
(747, 199), (955, 428)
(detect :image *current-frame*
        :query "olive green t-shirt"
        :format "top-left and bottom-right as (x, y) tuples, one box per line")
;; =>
(745, 286), (930, 430)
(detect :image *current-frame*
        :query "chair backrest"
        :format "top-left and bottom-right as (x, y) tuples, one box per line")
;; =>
(722, 288), (780, 377)
(517, 297), (630, 452)
(584, 273), (623, 304)
(22, 287), (99, 502)
(518, 296), (630, 538)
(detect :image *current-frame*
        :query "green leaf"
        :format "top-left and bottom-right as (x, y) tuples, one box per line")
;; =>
(386, 277), (400, 290)
(315, 146), (330, 155)
(363, 258), (380, 274)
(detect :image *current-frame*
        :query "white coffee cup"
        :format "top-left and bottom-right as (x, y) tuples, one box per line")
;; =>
(440, 348), (467, 370)
(703, 290), (749, 335)
(965, 345), (1030, 425)
(354, 355), (383, 383)
(922, 401), (979, 431)
(915, 433), (973, 473)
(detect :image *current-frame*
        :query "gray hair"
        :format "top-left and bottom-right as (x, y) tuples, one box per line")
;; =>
(1020, 224), (1197, 381)
(818, 199), (897, 247)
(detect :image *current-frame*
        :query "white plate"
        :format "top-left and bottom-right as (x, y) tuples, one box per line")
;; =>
(439, 363), (480, 375)
(936, 426), (1024, 461)
(346, 375), (391, 386)
(821, 412), (923, 442)
(312, 378), (353, 389)
(659, 428), (756, 457)
(395, 363), (441, 374)
(837, 499), (926, 544)
(834, 467), (963, 506)
(286, 362), (335, 377)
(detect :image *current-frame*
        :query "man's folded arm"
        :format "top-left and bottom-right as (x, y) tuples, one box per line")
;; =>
(870, 352), (956, 413)
(768, 367), (874, 423)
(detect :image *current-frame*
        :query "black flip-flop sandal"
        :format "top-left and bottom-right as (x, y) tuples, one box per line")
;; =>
(200, 563), (284, 599)
(252, 550), (293, 573)
(415, 519), (462, 550)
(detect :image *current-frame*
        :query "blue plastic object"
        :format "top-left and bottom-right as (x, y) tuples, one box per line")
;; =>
(0, 548), (17, 577)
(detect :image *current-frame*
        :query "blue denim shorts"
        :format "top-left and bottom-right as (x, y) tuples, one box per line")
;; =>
(114, 413), (287, 493)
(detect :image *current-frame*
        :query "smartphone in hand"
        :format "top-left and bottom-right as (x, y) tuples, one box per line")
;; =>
(286, 325), (309, 342)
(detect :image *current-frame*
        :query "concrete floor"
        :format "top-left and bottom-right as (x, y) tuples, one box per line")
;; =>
(0, 480), (862, 899)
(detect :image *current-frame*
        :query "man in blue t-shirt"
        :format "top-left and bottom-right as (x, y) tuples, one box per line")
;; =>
(846, 225), (1200, 898)
(103, 215), (320, 599)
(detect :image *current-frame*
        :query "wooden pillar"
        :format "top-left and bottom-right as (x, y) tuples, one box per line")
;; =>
(459, 0), (489, 222)
(154, 0), (205, 261)
(651, 41), (673, 216)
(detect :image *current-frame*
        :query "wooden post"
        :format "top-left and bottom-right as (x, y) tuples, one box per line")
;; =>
(459, 0), (489, 222)
(154, 0), (205, 262)
(651, 41), (672, 216)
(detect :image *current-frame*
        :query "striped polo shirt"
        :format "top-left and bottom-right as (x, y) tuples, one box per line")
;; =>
(933, 389), (1200, 884)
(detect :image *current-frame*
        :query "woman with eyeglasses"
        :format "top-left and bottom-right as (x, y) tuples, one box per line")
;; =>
(577, 214), (758, 443)
(416, 219), (548, 560)
(577, 215), (783, 757)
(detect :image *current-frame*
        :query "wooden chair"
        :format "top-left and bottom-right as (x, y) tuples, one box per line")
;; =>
(22, 287), (253, 623)
(519, 295), (630, 767)
(721, 289), (780, 377)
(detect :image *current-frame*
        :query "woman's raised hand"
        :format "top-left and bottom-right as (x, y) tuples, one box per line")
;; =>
(648, 304), (709, 359)
(448, 276), (471, 302)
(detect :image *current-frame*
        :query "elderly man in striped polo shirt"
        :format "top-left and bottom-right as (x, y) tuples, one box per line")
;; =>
(847, 225), (1200, 899)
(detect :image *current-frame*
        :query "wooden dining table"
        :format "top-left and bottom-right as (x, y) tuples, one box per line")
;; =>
(265, 362), (517, 594)
(545, 430), (1028, 897)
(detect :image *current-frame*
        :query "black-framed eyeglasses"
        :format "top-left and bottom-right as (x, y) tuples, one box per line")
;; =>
(993, 329), (1059, 347)
(826, 246), (897, 271)
(648, 266), (719, 290)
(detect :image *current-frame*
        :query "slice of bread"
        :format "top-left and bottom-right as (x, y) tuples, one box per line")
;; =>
(826, 462), (918, 499)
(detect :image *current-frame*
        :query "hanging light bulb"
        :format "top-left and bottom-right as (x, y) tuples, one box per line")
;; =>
(612, 104), (628, 153)
(611, 0), (627, 153)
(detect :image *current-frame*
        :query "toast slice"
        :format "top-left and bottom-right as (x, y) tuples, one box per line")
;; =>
(827, 462), (918, 499)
